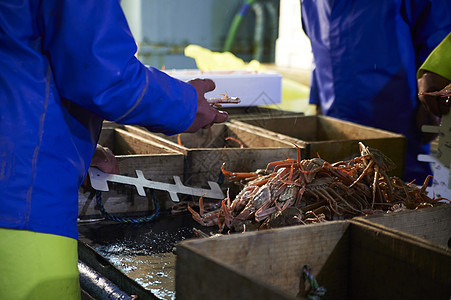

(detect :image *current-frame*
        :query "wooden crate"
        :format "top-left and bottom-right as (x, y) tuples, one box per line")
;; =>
(231, 115), (406, 178)
(78, 127), (185, 218)
(122, 123), (298, 193)
(358, 205), (451, 249)
(176, 220), (451, 300)
(223, 106), (304, 120)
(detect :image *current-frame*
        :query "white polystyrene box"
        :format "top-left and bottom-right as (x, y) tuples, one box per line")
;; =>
(165, 69), (282, 107)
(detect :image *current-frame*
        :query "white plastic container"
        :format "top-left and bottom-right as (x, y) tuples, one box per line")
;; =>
(165, 69), (282, 107)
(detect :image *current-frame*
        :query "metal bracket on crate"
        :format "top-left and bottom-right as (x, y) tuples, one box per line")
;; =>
(88, 167), (224, 203)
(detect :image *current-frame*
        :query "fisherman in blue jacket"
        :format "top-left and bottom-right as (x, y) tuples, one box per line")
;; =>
(0, 0), (227, 298)
(301, 0), (451, 184)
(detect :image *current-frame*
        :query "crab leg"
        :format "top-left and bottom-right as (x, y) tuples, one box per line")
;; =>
(221, 163), (258, 181)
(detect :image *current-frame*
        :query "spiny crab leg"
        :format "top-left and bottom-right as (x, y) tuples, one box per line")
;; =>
(255, 201), (278, 222)
(265, 159), (296, 172)
(221, 162), (258, 181)
(225, 136), (245, 148)
(350, 160), (374, 188)
(187, 204), (218, 227)
(187, 194), (221, 227)
(294, 144), (301, 165)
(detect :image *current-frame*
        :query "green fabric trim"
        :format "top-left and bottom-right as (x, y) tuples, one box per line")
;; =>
(418, 32), (451, 80)
(0, 228), (80, 299)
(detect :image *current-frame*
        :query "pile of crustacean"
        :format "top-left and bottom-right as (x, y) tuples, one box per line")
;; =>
(177, 142), (447, 234)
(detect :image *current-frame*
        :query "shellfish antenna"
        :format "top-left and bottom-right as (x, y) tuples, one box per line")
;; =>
(221, 162), (233, 178)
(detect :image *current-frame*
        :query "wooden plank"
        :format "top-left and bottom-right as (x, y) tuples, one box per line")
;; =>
(349, 220), (451, 299)
(116, 154), (183, 180)
(226, 123), (299, 148)
(114, 128), (181, 155)
(177, 219), (450, 299)
(123, 125), (188, 154)
(233, 115), (317, 141)
(177, 245), (292, 300)
(222, 106), (304, 121)
(308, 136), (405, 171)
(176, 222), (350, 299)
(356, 205), (451, 249)
(176, 245), (295, 300)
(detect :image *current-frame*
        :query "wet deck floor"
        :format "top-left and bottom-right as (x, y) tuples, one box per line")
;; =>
(78, 212), (213, 299)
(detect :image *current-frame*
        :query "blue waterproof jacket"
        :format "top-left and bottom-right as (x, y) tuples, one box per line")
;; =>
(301, 0), (451, 183)
(0, 0), (197, 239)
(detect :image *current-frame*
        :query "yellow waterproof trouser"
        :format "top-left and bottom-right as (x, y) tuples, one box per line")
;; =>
(0, 228), (80, 300)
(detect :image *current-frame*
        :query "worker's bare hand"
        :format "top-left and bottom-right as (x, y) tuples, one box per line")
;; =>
(90, 144), (120, 174)
(418, 71), (450, 117)
(82, 145), (119, 189)
(184, 78), (228, 133)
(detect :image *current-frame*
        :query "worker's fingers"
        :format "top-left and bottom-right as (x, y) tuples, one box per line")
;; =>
(90, 145), (120, 174)
(202, 110), (229, 129)
(213, 110), (228, 124)
(188, 78), (216, 94)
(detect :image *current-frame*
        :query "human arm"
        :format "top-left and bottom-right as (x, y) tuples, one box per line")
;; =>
(39, 0), (203, 134)
(403, 1), (451, 68)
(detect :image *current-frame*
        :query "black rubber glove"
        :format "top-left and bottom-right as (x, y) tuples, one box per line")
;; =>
(184, 78), (228, 133)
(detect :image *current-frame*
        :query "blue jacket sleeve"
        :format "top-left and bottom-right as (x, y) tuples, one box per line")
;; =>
(402, 0), (451, 68)
(38, 0), (197, 134)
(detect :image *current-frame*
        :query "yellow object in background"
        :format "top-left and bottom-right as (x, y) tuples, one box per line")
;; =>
(184, 44), (315, 115)
(185, 44), (261, 71)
